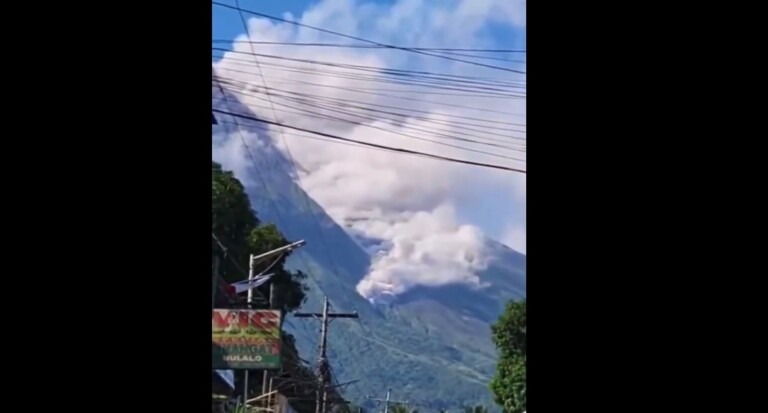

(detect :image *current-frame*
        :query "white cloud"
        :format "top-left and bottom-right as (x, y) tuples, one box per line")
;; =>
(212, 0), (526, 300)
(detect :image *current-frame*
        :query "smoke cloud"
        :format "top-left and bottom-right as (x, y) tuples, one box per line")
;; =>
(212, 0), (526, 300)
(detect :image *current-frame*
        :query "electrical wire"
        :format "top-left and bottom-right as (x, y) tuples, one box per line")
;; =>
(212, 55), (526, 100)
(217, 68), (526, 133)
(213, 65), (526, 120)
(213, 80), (527, 154)
(216, 119), (475, 160)
(212, 59), (526, 119)
(212, 58), (526, 103)
(211, 39), (526, 53)
(262, 87), (527, 139)
(212, 52), (526, 93)
(216, 81), (526, 144)
(214, 96), (527, 164)
(213, 48), (526, 91)
(211, 2), (527, 74)
(212, 108), (526, 174)
(212, 87), (527, 161)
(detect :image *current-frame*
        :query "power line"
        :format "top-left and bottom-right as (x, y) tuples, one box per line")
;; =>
(213, 94), (527, 165)
(270, 88), (526, 132)
(212, 48), (526, 91)
(216, 119), (483, 160)
(211, 2), (526, 75)
(212, 39), (527, 65)
(212, 80), (526, 151)
(260, 85), (526, 137)
(263, 75), (526, 118)
(211, 52), (525, 90)
(212, 108), (526, 174)
(212, 60), (527, 118)
(212, 86), (527, 161)
(211, 39), (526, 53)
(212, 53), (526, 92)
(213, 68), (526, 132)
(216, 77), (526, 134)
(212, 55), (526, 100)
(213, 64), (526, 127)
(213, 99), (526, 167)
(430, 50), (526, 64)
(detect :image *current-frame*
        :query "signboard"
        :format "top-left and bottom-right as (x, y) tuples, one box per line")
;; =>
(212, 309), (282, 370)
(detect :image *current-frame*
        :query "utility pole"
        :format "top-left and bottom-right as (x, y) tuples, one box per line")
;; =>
(367, 389), (408, 413)
(295, 297), (359, 413)
(234, 241), (306, 407)
(262, 281), (275, 409)
(242, 253), (255, 403)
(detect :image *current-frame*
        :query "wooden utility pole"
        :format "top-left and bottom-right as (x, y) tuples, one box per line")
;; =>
(243, 253), (256, 403)
(295, 297), (359, 413)
(367, 389), (408, 413)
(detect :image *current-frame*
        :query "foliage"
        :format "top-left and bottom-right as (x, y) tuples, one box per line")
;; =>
(212, 161), (307, 312)
(489, 300), (526, 413)
(212, 161), (257, 281)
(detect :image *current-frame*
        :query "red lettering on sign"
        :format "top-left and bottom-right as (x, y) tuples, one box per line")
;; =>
(212, 310), (230, 329)
(212, 310), (280, 331)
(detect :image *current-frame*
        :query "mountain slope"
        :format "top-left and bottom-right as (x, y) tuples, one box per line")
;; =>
(212, 76), (526, 410)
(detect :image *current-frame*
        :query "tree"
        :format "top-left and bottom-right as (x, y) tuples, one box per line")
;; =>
(212, 161), (307, 312)
(212, 161), (257, 281)
(490, 299), (526, 413)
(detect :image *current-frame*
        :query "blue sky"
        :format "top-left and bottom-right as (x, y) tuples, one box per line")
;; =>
(212, 0), (526, 254)
(213, 0), (311, 45)
(212, 0), (526, 65)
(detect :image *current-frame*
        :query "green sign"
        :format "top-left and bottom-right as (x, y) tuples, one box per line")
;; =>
(212, 309), (282, 370)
